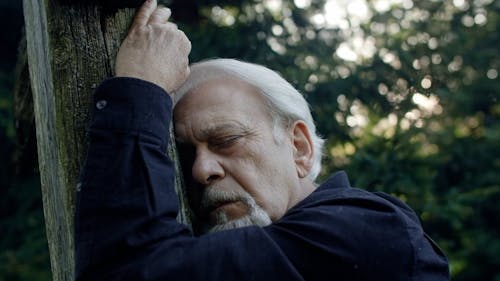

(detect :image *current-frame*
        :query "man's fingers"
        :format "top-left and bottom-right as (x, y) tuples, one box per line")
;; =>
(132, 0), (157, 29)
(148, 6), (172, 25)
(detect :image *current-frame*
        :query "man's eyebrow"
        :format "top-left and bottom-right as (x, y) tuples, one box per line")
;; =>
(199, 122), (252, 139)
(175, 122), (254, 143)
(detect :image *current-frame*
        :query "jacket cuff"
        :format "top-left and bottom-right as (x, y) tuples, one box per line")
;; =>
(90, 77), (173, 141)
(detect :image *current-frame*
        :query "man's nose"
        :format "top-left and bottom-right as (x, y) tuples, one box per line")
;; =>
(191, 149), (225, 185)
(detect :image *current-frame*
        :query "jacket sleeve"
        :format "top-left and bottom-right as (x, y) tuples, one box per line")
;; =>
(74, 77), (179, 279)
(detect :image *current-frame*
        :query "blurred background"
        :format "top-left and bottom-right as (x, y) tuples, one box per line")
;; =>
(0, 0), (499, 280)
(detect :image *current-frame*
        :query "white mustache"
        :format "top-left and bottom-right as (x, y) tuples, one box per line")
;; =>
(200, 186), (252, 214)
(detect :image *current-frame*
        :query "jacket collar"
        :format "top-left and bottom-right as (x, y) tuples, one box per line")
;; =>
(317, 170), (351, 191)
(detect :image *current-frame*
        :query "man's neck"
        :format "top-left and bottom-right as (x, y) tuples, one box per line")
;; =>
(288, 178), (317, 211)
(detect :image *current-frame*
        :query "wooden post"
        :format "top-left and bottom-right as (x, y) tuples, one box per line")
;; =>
(23, 1), (189, 280)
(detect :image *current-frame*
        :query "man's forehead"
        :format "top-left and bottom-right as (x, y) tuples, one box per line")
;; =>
(176, 76), (261, 105)
(174, 77), (272, 143)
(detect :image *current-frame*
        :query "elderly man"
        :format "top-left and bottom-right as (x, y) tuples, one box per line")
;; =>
(75, 0), (450, 280)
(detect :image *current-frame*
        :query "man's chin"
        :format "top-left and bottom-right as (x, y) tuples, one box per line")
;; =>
(196, 189), (273, 234)
(209, 201), (249, 223)
(206, 214), (272, 233)
(200, 207), (272, 234)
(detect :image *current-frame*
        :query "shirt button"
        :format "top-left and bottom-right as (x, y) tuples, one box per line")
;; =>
(96, 100), (107, 110)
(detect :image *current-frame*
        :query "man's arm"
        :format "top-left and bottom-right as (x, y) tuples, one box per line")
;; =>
(74, 77), (180, 279)
(75, 0), (194, 278)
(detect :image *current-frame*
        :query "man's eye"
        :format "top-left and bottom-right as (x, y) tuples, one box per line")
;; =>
(211, 136), (242, 149)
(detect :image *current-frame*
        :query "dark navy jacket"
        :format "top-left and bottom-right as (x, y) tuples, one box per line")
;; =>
(75, 77), (450, 280)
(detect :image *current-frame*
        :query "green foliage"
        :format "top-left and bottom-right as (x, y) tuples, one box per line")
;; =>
(0, 71), (14, 139)
(0, 70), (15, 190)
(0, 177), (52, 281)
(0, 68), (51, 280)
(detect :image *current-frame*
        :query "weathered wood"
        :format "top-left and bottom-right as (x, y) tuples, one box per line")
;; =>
(23, 1), (189, 280)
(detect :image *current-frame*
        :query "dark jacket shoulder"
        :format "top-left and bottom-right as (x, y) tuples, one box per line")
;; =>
(267, 171), (450, 281)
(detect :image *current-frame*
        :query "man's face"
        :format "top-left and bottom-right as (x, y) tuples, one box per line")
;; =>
(174, 77), (302, 233)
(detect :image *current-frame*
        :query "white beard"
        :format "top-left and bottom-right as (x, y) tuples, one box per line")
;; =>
(199, 187), (272, 234)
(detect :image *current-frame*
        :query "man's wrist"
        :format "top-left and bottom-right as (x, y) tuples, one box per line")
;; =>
(112, 75), (172, 96)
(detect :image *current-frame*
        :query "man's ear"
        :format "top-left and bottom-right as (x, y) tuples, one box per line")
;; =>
(290, 121), (314, 178)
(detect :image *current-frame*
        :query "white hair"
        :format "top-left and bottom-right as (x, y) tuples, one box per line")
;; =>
(174, 58), (325, 181)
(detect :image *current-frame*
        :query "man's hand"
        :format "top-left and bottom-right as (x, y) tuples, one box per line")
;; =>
(115, 0), (191, 94)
